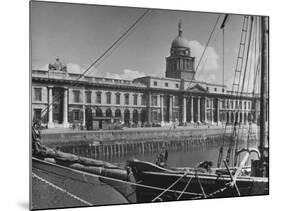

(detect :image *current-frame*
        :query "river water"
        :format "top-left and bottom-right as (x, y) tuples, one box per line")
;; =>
(100, 139), (259, 168)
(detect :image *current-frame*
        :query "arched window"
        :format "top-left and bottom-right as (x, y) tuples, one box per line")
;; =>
(115, 109), (121, 117)
(95, 107), (103, 117)
(124, 109), (130, 125)
(133, 110), (139, 123)
(105, 108), (112, 117)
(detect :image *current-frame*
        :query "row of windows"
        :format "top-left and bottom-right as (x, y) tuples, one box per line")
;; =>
(168, 59), (193, 70)
(33, 88), (251, 110)
(206, 99), (251, 110)
(153, 81), (179, 88)
(151, 82), (224, 93)
(74, 91), (147, 106)
(206, 87), (225, 92)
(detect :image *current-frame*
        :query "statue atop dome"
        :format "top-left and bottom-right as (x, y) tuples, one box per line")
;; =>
(178, 19), (183, 37)
(171, 20), (189, 49)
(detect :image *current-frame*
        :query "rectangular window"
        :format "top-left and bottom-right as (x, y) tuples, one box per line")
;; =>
(96, 92), (101, 104)
(165, 82), (169, 87)
(152, 95), (158, 106)
(231, 100), (234, 109)
(125, 94), (129, 105)
(175, 84), (179, 88)
(115, 93), (120, 105)
(141, 95), (147, 105)
(244, 101), (247, 109)
(227, 100), (229, 108)
(248, 102), (251, 109)
(73, 90), (80, 103)
(86, 91), (91, 103)
(214, 88), (217, 92)
(34, 109), (41, 121)
(133, 94), (138, 105)
(73, 110), (80, 121)
(154, 81), (157, 86)
(106, 92), (111, 104)
(34, 88), (42, 101)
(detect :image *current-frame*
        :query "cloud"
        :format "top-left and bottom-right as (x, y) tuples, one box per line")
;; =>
(67, 63), (84, 74)
(188, 40), (219, 71)
(188, 40), (220, 83)
(104, 69), (147, 80)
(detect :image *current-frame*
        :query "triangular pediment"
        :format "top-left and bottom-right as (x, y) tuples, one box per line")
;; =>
(188, 84), (208, 93)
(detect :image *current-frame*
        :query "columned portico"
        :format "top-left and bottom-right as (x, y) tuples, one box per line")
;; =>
(48, 86), (54, 128)
(62, 87), (69, 128)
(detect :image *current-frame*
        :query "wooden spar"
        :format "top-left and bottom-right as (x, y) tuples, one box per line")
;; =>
(223, 160), (241, 196)
(152, 169), (191, 202)
(259, 16), (269, 159)
(231, 152), (250, 187)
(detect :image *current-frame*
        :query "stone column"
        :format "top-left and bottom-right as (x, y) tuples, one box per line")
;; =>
(169, 95), (173, 123)
(197, 96), (201, 123)
(82, 90), (86, 128)
(160, 95), (164, 126)
(129, 109), (133, 125)
(48, 86), (54, 128)
(147, 93), (152, 125)
(190, 96), (194, 123)
(211, 98), (214, 124)
(204, 97), (208, 123)
(182, 96), (187, 124)
(217, 98), (221, 124)
(63, 87), (69, 128)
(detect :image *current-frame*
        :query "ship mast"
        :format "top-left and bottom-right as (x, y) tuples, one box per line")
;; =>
(259, 16), (269, 159)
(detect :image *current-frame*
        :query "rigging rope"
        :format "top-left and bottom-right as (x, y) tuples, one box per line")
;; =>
(233, 16), (254, 166)
(33, 166), (203, 197)
(32, 172), (93, 206)
(38, 9), (152, 118)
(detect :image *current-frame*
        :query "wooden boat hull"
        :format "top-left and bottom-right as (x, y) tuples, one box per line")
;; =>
(32, 157), (137, 210)
(127, 160), (268, 202)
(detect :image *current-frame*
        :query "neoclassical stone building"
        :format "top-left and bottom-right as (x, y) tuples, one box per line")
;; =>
(32, 23), (261, 129)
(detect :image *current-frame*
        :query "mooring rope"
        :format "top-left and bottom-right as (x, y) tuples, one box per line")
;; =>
(176, 175), (194, 200)
(33, 165), (204, 198)
(32, 172), (93, 206)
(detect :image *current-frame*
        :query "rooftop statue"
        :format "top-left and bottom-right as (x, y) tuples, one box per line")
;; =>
(49, 58), (67, 72)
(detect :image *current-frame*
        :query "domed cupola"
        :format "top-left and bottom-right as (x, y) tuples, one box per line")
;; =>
(165, 20), (195, 81)
(171, 21), (190, 50)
